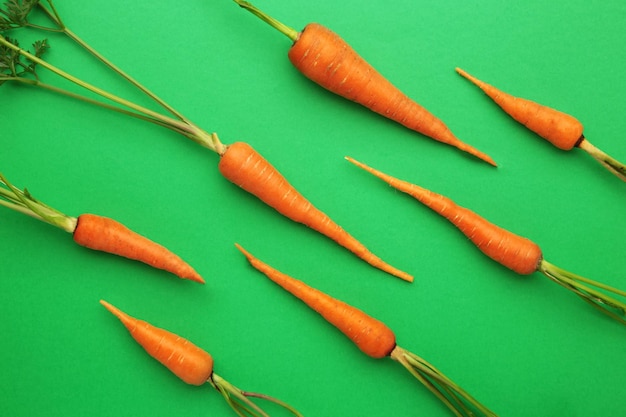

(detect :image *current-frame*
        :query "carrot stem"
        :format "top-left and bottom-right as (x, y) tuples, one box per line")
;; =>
(578, 138), (626, 182)
(390, 346), (498, 417)
(209, 373), (303, 417)
(539, 259), (626, 325)
(232, 0), (299, 42)
(0, 171), (77, 232)
(0, 34), (221, 152)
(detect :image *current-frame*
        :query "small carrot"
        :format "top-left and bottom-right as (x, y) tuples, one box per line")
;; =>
(100, 300), (302, 417)
(231, 0), (496, 166)
(456, 68), (626, 181)
(219, 140), (412, 282)
(236, 244), (497, 417)
(347, 157), (626, 325)
(0, 172), (203, 283)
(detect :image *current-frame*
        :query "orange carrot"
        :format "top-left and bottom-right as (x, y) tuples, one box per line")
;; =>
(0, 172), (203, 283)
(73, 214), (203, 283)
(236, 244), (497, 416)
(219, 141), (412, 282)
(100, 300), (303, 417)
(232, 0), (496, 166)
(347, 157), (626, 324)
(456, 68), (626, 181)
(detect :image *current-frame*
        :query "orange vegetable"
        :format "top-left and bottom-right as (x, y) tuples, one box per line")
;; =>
(236, 244), (497, 416)
(0, 172), (203, 283)
(101, 300), (303, 417)
(219, 141), (412, 282)
(347, 157), (626, 324)
(73, 214), (203, 283)
(232, 0), (496, 166)
(456, 68), (626, 181)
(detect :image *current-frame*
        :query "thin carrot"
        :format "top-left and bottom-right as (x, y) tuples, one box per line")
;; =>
(346, 157), (626, 325)
(219, 141), (413, 282)
(231, 0), (496, 167)
(236, 243), (498, 417)
(456, 68), (626, 181)
(100, 300), (303, 417)
(0, 172), (203, 283)
(0, 12), (410, 282)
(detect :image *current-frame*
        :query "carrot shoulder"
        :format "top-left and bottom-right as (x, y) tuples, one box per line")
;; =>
(219, 141), (412, 282)
(236, 244), (497, 416)
(74, 214), (204, 283)
(347, 157), (626, 325)
(233, 0), (496, 166)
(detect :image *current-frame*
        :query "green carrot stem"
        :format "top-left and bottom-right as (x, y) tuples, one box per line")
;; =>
(0, 35), (219, 152)
(578, 139), (626, 182)
(0, 172), (77, 232)
(232, 0), (299, 42)
(390, 346), (498, 417)
(209, 373), (302, 417)
(539, 259), (626, 324)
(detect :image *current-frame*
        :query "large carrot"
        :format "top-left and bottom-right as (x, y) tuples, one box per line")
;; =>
(100, 300), (302, 417)
(0, 172), (203, 283)
(346, 157), (626, 325)
(456, 68), (626, 181)
(231, 0), (496, 167)
(236, 244), (497, 417)
(0, 12), (410, 282)
(219, 141), (412, 282)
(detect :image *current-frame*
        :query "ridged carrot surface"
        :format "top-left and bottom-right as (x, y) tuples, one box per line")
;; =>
(74, 214), (204, 283)
(219, 142), (412, 282)
(101, 300), (214, 385)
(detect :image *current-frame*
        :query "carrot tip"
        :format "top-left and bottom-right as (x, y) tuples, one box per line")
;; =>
(100, 299), (134, 327)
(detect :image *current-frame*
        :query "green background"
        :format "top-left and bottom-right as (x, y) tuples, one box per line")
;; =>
(2, 1), (625, 416)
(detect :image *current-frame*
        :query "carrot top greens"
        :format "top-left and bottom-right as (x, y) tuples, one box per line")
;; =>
(0, 0), (226, 154)
(0, 172), (77, 232)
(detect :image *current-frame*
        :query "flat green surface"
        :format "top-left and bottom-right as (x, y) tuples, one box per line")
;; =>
(1, 1), (625, 416)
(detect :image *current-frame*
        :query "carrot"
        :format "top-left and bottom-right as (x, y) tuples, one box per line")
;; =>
(231, 0), (496, 167)
(346, 157), (626, 325)
(236, 243), (498, 417)
(219, 141), (413, 282)
(100, 300), (303, 417)
(456, 68), (626, 181)
(0, 172), (203, 283)
(1, 15), (410, 282)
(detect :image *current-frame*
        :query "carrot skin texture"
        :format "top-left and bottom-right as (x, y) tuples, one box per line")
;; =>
(287, 24), (496, 166)
(236, 244), (397, 359)
(73, 214), (204, 283)
(456, 68), (584, 150)
(100, 300), (214, 386)
(219, 142), (412, 282)
(347, 158), (543, 275)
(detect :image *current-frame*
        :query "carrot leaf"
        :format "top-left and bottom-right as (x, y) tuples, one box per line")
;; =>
(0, 0), (39, 30)
(232, 0), (299, 42)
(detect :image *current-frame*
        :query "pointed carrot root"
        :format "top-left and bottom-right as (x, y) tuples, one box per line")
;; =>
(346, 157), (543, 275)
(233, 1), (496, 166)
(101, 300), (304, 416)
(236, 245), (497, 416)
(73, 214), (204, 283)
(288, 24), (496, 166)
(219, 142), (413, 282)
(100, 300), (214, 385)
(457, 68), (626, 181)
(236, 243), (397, 358)
(456, 67), (584, 150)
